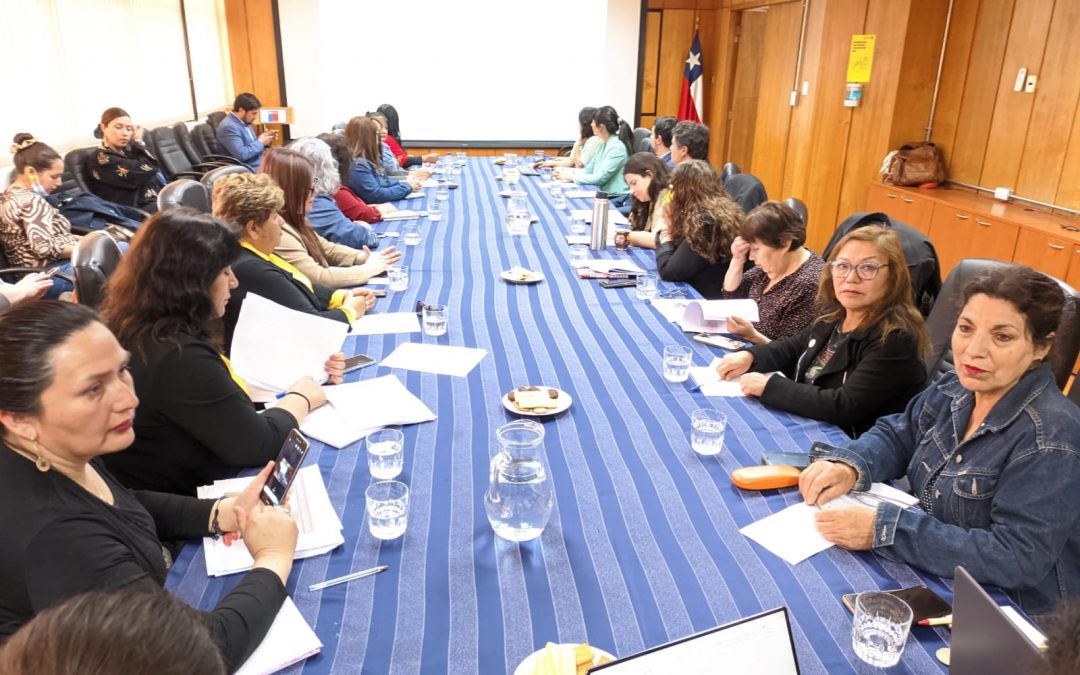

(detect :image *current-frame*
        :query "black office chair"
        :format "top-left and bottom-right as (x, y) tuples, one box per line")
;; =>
(206, 110), (227, 131)
(173, 122), (239, 167)
(71, 231), (123, 309)
(158, 179), (210, 212)
(633, 127), (652, 154)
(191, 123), (233, 161)
(924, 258), (1080, 391)
(145, 127), (226, 181)
(201, 165), (251, 204)
(63, 147), (99, 195)
(720, 162), (741, 185)
(783, 197), (808, 225)
(725, 173), (768, 214)
(0, 246), (55, 284)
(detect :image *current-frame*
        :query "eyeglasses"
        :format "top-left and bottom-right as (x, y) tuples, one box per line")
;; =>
(829, 261), (888, 280)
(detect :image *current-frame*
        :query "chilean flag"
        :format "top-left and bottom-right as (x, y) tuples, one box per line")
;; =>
(678, 32), (703, 122)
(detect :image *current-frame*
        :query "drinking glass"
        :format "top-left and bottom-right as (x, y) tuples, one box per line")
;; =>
(636, 272), (658, 300)
(455, 151), (467, 167)
(427, 198), (444, 222)
(366, 480), (409, 540)
(568, 244), (589, 265)
(422, 303), (448, 336)
(506, 212), (530, 236)
(367, 428), (404, 480)
(403, 221), (421, 246)
(533, 149), (544, 165)
(690, 409), (727, 455)
(663, 345), (692, 383)
(388, 265), (409, 291)
(569, 211), (587, 235)
(436, 180), (450, 201)
(540, 166), (553, 182)
(613, 227), (630, 251)
(852, 592), (913, 667)
(551, 186), (567, 210)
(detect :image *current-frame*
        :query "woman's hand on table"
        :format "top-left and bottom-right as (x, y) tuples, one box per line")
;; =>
(362, 245), (401, 275)
(814, 506), (875, 550)
(324, 351), (346, 384)
(799, 460), (857, 505)
(346, 288), (376, 316)
(739, 372), (771, 397)
(716, 350), (753, 380)
(374, 203), (397, 215)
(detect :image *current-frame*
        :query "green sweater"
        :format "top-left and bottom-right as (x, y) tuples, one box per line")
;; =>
(575, 135), (629, 195)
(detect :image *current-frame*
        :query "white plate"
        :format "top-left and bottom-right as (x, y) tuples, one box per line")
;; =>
(501, 269), (545, 285)
(514, 644), (616, 675)
(502, 387), (572, 416)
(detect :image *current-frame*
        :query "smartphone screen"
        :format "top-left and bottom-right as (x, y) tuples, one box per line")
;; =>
(344, 354), (376, 373)
(761, 451), (812, 470)
(842, 586), (951, 622)
(261, 429), (310, 506)
(693, 333), (746, 351)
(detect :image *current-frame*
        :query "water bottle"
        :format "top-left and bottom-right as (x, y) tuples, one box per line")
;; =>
(483, 420), (553, 542)
(590, 192), (609, 251)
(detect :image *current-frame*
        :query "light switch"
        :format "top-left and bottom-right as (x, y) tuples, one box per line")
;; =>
(1024, 75), (1037, 93)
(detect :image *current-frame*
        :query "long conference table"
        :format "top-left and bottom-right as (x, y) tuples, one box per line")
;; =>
(168, 157), (964, 674)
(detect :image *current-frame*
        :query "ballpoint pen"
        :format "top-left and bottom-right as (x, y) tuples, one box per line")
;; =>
(309, 565), (389, 592)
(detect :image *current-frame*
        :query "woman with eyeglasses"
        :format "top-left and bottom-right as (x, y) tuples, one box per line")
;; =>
(716, 226), (928, 437)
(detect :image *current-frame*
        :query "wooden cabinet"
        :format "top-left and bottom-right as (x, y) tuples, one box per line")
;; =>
(927, 204), (1019, 277)
(1012, 229), (1073, 280)
(866, 184), (934, 234)
(1066, 245), (1080, 291)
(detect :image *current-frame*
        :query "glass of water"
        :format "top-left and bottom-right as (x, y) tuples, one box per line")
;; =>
(551, 186), (567, 210)
(403, 221), (421, 246)
(569, 211), (587, 234)
(663, 345), (692, 383)
(436, 180), (450, 201)
(388, 265), (409, 291)
(540, 166), (552, 182)
(852, 592), (913, 667)
(690, 409), (727, 455)
(366, 480), (409, 540)
(636, 272), (658, 300)
(367, 428), (404, 479)
(569, 244), (589, 265)
(455, 151), (467, 167)
(506, 212), (530, 236)
(533, 149), (544, 164)
(427, 198), (443, 222)
(422, 303), (448, 336)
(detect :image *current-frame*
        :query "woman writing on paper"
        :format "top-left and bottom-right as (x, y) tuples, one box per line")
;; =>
(720, 201), (825, 343)
(0, 301), (298, 671)
(623, 152), (671, 250)
(800, 265), (1080, 615)
(716, 226), (927, 437)
(260, 148), (401, 288)
(100, 208), (339, 495)
(538, 107), (601, 170)
(554, 106), (632, 196)
(653, 160), (743, 298)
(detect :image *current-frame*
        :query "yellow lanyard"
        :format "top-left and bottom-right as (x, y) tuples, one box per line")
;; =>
(218, 354), (249, 396)
(239, 240), (314, 293)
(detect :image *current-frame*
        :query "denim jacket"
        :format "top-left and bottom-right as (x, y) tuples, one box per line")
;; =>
(811, 364), (1080, 615)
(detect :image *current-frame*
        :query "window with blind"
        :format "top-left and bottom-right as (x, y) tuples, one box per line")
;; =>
(0, 0), (233, 156)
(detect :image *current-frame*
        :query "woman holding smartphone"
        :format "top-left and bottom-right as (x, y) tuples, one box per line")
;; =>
(99, 208), (342, 495)
(0, 301), (298, 671)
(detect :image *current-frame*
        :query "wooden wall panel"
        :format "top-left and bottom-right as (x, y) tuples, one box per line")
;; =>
(1016, 0), (1080, 203)
(887, 0), (949, 149)
(979, 0), (1054, 189)
(725, 10), (767, 171)
(780, 0), (826, 205)
(748, 2), (802, 198)
(654, 10), (698, 122)
(925, 0), (980, 158)
(223, 0), (281, 108)
(1058, 99), (1080, 211)
(639, 11), (663, 120)
(701, 8), (735, 167)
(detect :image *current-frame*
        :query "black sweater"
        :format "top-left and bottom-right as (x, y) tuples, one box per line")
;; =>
(653, 214), (731, 299)
(103, 334), (297, 495)
(0, 451), (284, 671)
(746, 319), (927, 437)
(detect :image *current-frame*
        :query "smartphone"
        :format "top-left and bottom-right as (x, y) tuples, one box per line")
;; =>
(761, 451), (812, 470)
(842, 586), (951, 622)
(344, 354), (376, 373)
(260, 429), (310, 506)
(371, 289), (387, 298)
(599, 279), (638, 289)
(693, 333), (747, 351)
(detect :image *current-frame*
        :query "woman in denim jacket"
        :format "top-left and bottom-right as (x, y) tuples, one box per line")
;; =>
(800, 265), (1080, 615)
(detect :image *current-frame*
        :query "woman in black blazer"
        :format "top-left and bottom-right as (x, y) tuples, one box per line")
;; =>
(717, 226), (929, 437)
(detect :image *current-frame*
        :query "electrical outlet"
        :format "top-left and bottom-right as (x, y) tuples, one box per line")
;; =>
(1024, 75), (1037, 93)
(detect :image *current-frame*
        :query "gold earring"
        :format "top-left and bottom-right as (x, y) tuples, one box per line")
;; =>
(32, 441), (50, 472)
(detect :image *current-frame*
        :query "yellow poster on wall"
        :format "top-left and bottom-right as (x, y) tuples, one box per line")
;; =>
(847, 34), (876, 83)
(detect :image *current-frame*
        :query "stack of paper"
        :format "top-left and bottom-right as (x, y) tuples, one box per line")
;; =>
(574, 259), (646, 276)
(351, 312), (421, 335)
(380, 210), (421, 221)
(569, 208), (630, 226)
(379, 342), (487, 377)
(236, 597), (322, 675)
(740, 484), (919, 565)
(677, 299), (759, 334)
(197, 466), (344, 576)
(300, 375), (436, 448)
(230, 293), (349, 395)
(650, 298), (690, 323)
(690, 359), (747, 397)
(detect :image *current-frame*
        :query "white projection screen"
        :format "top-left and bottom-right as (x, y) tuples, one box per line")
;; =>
(277, 0), (643, 144)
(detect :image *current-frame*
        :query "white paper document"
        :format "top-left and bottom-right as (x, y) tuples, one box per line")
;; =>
(352, 312), (421, 335)
(649, 298), (689, 323)
(740, 484), (918, 565)
(564, 189), (597, 199)
(678, 299), (760, 334)
(576, 259), (646, 275)
(569, 208), (630, 226)
(230, 293), (349, 392)
(299, 375), (436, 448)
(690, 363), (747, 397)
(403, 191), (424, 199)
(419, 179), (439, 188)
(565, 234), (591, 245)
(197, 466), (344, 576)
(236, 597), (322, 675)
(379, 342), (487, 377)
(380, 210), (421, 221)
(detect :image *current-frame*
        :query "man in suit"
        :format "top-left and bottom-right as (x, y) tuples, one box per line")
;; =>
(216, 93), (275, 172)
(651, 116), (676, 166)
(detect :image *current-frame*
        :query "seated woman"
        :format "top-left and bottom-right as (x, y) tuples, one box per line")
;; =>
(654, 160), (742, 299)
(539, 107), (601, 169)
(376, 104), (438, 169)
(721, 201), (825, 343)
(717, 225), (928, 437)
(99, 208), (337, 495)
(316, 133), (390, 225)
(260, 148), (401, 288)
(290, 137), (378, 249)
(623, 152), (670, 250)
(0, 300), (298, 671)
(554, 106), (632, 196)
(211, 172), (374, 344)
(87, 108), (164, 212)
(0, 135), (78, 298)
(799, 265), (1080, 615)
(343, 117), (419, 204)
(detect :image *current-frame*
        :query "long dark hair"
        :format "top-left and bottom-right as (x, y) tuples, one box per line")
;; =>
(377, 104), (401, 141)
(101, 208), (240, 355)
(259, 148), (328, 266)
(667, 160), (743, 264)
(624, 152), (670, 232)
(578, 107), (598, 140)
(593, 106), (633, 156)
(344, 116), (383, 168)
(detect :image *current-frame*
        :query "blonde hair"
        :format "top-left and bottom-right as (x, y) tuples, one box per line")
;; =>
(211, 173), (285, 235)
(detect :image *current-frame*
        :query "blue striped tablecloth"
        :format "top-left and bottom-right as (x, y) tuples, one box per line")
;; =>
(168, 158), (957, 674)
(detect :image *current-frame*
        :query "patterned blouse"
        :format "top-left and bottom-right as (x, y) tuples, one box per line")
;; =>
(0, 186), (77, 267)
(722, 251), (826, 341)
(87, 142), (163, 210)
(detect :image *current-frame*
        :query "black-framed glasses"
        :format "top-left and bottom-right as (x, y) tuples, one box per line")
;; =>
(829, 261), (888, 280)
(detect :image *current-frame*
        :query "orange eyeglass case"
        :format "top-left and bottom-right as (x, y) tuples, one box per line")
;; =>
(731, 464), (802, 490)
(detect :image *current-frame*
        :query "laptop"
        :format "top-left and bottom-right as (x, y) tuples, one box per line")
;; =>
(588, 607), (799, 674)
(950, 566), (1046, 675)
